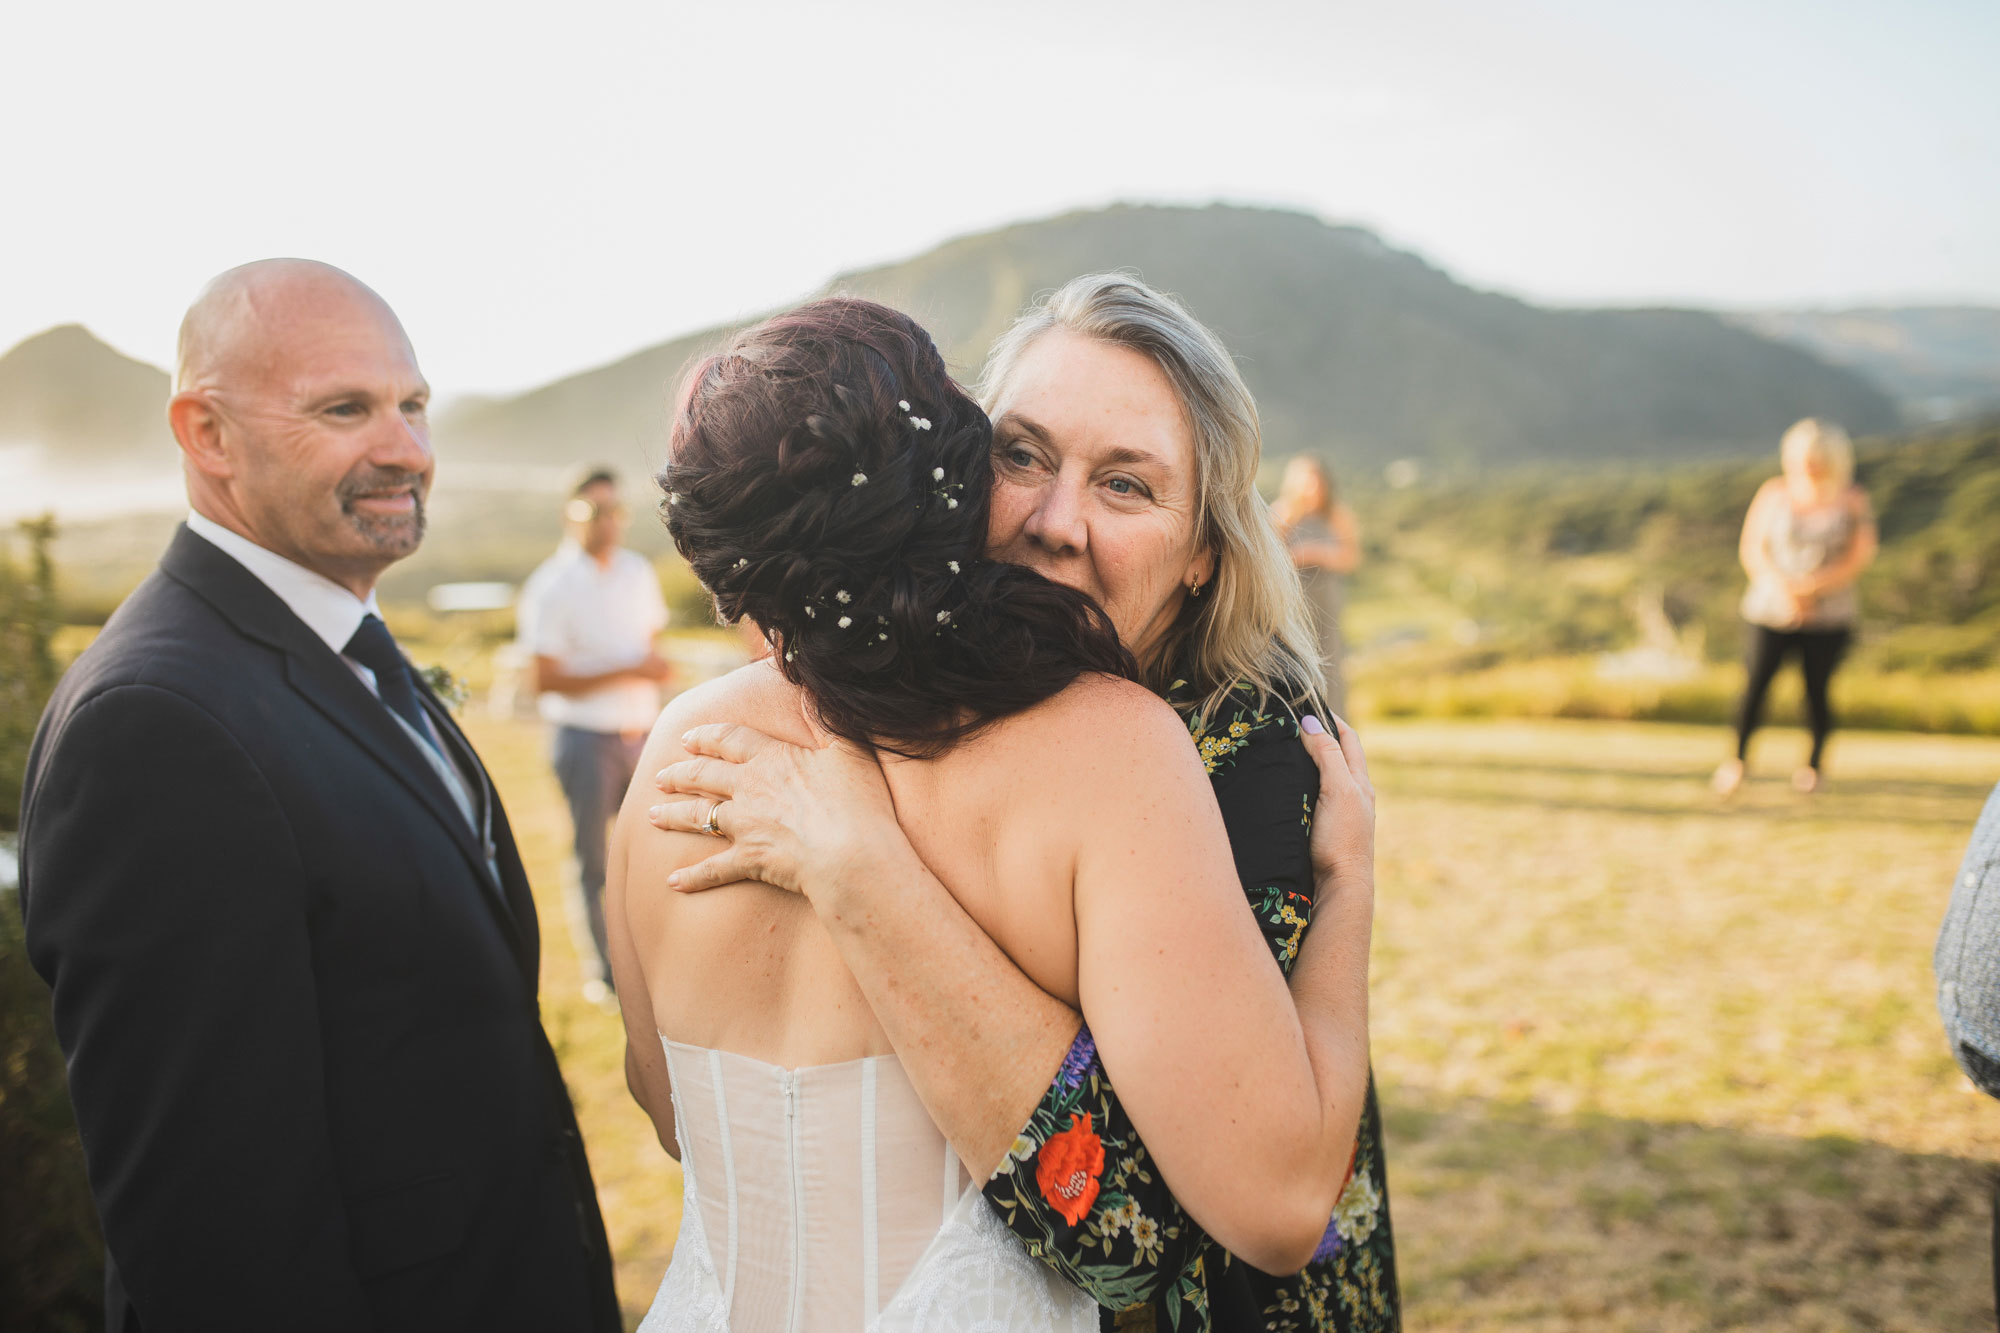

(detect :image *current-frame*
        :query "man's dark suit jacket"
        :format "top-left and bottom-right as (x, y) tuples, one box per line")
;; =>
(18, 526), (621, 1332)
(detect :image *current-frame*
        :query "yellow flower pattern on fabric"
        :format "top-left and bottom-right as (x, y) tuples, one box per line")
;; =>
(982, 675), (1399, 1332)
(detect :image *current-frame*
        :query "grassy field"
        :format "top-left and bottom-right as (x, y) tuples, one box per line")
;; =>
(471, 711), (2000, 1331)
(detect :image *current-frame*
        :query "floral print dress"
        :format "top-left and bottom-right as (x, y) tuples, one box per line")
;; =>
(982, 681), (1400, 1332)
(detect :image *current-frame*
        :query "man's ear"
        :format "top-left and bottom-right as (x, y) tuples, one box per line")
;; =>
(168, 391), (232, 481)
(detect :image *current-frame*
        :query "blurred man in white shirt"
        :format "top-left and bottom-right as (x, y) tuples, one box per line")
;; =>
(519, 469), (669, 1002)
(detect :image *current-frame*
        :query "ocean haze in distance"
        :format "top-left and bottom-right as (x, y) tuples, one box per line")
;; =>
(12, 202), (1994, 526)
(0, 0), (1994, 402)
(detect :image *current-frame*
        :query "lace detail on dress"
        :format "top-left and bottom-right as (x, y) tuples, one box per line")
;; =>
(882, 1187), (1097, 1331)
(639, 1085), (729, 1332)
(638, 1038), (1097, 1332)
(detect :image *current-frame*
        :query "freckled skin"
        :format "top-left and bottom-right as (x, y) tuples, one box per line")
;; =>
(984, 328), (1214, 672)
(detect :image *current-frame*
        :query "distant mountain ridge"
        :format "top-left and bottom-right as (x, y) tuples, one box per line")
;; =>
(1729, 307), (2000, 422)
(438, 204), (1899, 475)
(0, 325), (171, 464)
(7, 205), (1970, 486)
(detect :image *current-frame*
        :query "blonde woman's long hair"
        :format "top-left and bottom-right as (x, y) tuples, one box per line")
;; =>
(978, 273), (1326, 722)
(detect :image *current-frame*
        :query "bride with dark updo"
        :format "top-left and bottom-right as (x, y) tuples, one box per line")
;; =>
(609, 298), (1371, 1330)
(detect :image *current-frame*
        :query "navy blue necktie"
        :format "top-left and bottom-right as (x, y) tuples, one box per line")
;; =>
(343, 614), (438, 754)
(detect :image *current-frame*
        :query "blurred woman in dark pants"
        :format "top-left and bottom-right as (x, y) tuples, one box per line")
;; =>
(1713, 419), (1877, 796)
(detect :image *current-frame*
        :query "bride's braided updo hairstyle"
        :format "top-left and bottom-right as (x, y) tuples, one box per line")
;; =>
(660, 297), (1135, 758)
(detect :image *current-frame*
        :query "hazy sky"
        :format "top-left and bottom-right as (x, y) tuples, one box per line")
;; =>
(2, 0), (1993, 399)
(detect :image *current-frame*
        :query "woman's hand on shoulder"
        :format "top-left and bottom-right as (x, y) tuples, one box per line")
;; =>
(1300, 712), (1375, 894)
(647, 722), (900, 903)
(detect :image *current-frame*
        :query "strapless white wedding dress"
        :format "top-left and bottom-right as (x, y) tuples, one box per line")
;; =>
(638, 1038), (1098, 1332)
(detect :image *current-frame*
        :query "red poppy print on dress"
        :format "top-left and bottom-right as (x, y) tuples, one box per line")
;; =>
(1035, 1112), (1105, 1226)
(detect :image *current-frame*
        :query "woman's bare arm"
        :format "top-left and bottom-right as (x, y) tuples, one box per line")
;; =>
(1063, 687), (1366, 1272)
(649, 693), (1376, 1272)
(1738, 479), (1784, 582)
(1329, 503), (1363, 574)
(650, 729), (1080, 1176)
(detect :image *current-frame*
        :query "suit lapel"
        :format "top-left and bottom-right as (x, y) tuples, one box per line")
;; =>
(417, 688), (541, 984)
(159, 527), (534, 972)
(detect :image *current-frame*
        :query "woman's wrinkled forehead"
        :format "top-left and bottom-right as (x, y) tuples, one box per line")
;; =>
(993, 330), (1194, 468)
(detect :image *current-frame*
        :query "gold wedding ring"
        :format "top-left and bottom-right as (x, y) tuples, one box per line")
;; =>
(699, 800), (725, 837)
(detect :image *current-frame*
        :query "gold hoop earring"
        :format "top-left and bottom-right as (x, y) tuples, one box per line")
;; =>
(1187, 579), (1204, 598)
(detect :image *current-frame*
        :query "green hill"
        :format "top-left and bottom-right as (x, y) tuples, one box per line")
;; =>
(1731, 307), (2000, 423)
(0, 325), (171, 465)
(438, 203), (1899, 474)
(1343, 417), (2000, 730)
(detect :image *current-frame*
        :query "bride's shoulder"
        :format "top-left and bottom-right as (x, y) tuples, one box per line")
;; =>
(1000, 672), (1175, 732)
(987, 673), (1199, 778)
(637, 659), (803, 765)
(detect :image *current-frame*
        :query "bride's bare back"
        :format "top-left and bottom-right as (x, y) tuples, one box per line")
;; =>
(611, 657), (1112, 1071)
(608, 659), (1152, 1331)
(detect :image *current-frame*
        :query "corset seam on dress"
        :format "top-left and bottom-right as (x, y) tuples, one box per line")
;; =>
(706, 1047), (740, 1308)
(861, 1057), (880, 1319)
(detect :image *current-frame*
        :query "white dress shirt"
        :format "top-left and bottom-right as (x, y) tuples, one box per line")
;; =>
(183, 512), (484, 837)
(519, 545), (668, 734)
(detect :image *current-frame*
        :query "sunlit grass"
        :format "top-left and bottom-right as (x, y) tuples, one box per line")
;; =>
(462, 714), (682, 1331)
(473, 710), (2000, 1329)
(1354, 655), (2000, 736)
(1368, 718), (2000, 1330)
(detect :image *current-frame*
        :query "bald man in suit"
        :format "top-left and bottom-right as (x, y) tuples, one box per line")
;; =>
(18, 260), (619, 1332)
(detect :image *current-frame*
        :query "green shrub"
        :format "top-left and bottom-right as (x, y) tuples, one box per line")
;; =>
(2, 517), (60, 834)
(1346, 420), (2000, 724)
(0, 896), (103, 1331)
(1, 516), (104, 1331)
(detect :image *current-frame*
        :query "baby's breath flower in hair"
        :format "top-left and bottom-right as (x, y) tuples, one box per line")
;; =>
(851, 472), (868, 487)
(837, 615), (853, 629)
(836, 590), (851, 603)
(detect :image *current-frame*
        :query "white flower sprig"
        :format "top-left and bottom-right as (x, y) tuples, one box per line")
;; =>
(418, 664), (468, 712)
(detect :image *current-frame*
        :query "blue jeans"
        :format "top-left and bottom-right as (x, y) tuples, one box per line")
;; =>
(551, 727), (647, 985)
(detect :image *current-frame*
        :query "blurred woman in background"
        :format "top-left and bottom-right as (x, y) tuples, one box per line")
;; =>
(1273, 455), (1362, 718)
(1714, 418), (1878, 796)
